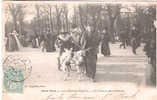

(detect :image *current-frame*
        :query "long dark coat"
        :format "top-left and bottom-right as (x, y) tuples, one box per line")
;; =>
(78, 31), (100, 79)
(101, 33), (110, 56)
(8, 34), (18, 51)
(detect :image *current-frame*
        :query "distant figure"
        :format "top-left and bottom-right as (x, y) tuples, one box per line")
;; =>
(19, 34), (27, 47)
(5, 36), (8, 51)
(101, 28), (110, 56)
(131, 27), (140, 54)
(46, 31), (52, 52)
(119, 30), (127, 49)
(51, 33), (57, 52)
(40, 40), (46, 52)
(32, 33), (39, 48)
(39, 32), (47, 52)
(7, 31), (19, 51)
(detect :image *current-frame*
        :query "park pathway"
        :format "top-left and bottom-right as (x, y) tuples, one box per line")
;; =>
(6, 43), (152, 86)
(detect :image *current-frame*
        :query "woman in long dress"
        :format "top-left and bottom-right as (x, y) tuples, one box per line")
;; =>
(8, 32), (19, 51)
(101, 29), (110, 56)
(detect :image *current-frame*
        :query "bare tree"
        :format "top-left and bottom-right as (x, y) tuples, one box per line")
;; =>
(18, 8), (26, 34)
(7, 4), (26, 33)
(78, 5), (86, 31)
(105, 4), (121, 42)
(35, 5), (41, 34)
(88, 5), (102, 32)
(54, 4), (63, 33)
(62, 5), (69, 32)
(48, 5), (54, 32)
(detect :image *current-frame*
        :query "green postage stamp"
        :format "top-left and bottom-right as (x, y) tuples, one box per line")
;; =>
(3, 55), (32, 93)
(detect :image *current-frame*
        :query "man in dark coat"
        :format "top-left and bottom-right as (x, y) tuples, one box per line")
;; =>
(79, 26), (100, 82)
(46, 30), (56, 52)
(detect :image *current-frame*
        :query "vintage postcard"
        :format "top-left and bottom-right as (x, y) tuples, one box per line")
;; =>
(2, 1), (157, 100)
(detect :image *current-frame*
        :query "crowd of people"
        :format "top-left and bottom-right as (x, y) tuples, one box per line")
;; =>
(118, 26), (142, 55)
(5, 22), (156, 83)
(55, 24), (101, 82)
(5, 29), (57, 52)
(55, 23), (156, 83)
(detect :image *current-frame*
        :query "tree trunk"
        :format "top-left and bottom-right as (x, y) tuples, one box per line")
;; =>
(49, 8), (54, 32)
(78, 6), (86, 31)
(65, 13), (69, 32)
(13, 17), (18, 31)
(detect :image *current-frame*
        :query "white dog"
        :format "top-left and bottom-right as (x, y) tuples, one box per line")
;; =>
(60, 48), (86, 81)
(73, 50), (86, 80)
(60, 48), (73, 81)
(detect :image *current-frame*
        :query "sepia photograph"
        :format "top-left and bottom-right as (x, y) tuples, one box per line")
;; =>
(2, 2), (157, 100)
